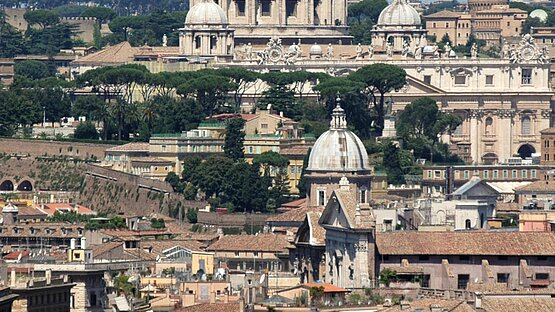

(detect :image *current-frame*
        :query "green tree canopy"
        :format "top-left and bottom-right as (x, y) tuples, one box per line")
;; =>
(24, 9), (60, 29)
(349, 63), (407, 134)
(224, 118), (245, 161)
(73, 121), (99, 140)
(14, 60), (56, 80)
(80, 7), (116, 24)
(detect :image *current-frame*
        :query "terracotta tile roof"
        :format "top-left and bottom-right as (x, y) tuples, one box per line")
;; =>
(425, 10), (463, 18)
(382, 298), (474, 312)
(142, 239), (207, 253)
(72, 42), (138, 66)
(266, 207), (308, 223)
(206, 234), (291, 253)
(495, 202), (521, 213)
(540, 127), (555, 135)
(106, 142), (150, 153)
(280, 146), (310, 157)
(92, 242), (122, 258)
(302, 282), (349, 293)
(4, 250), (30, 260)
(482, 297), (555, 312)
(376, 231), (555, 256)
(466, 282), (511, 293)
(17, 206), (47, 217)
(307, 208), (325, 245)
(178, 302), (241, 312)
(515, 180), (555, 193)
(281, 198), (307, 209)
(0, 223), (84, 238)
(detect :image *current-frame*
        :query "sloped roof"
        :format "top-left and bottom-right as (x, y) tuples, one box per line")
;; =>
(266, 207), (308, 223)
(106, 142), (150, 152)
(73, 42), (137, 66)
(515, 180), (555, 193)
(376, 231), (555, 256)
(482, 297), (555, 312)
(178, 302), (241, 312)
(425, 10), (463, 19)
(206, 234), (291, 253)
(382, 298), (474, 312)
(451, 176), (498, 196)
(302, 282), (349, 293)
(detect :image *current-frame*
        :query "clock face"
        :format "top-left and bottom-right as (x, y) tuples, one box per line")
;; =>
(268, 47), (282, 63)
(521, 46), (534, 61)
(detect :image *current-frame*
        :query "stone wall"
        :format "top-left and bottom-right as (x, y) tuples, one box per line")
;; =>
(0, 138), (114, 160)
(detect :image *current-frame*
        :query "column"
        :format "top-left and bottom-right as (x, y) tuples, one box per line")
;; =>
(308, 0), (314, 25)
(470, 110), (480, 164)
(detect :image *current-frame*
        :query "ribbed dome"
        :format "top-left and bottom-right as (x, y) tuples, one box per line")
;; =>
(307, 103), (370, 172)
(310, 43), (322, 55)
(185, 0), (228, 25)
(377, 0), (421, 26)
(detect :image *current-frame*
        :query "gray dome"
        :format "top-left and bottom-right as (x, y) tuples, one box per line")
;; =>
(307, 104), (370, 172)
(185, 0), (228, 25)
(377, 0), (421, 26)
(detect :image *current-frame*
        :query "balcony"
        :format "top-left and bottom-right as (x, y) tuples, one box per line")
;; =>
(451, 134), (470, 143)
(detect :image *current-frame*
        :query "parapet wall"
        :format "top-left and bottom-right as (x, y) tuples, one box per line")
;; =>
(0, 138), (113, 160)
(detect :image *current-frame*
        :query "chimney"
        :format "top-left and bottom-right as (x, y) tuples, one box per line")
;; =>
(46, 269), (51, 286)
(474, 292), (482, 309)
(400, 300), (410, 310)
(70, 238), (76, 250)
(430, 303), (443, 312)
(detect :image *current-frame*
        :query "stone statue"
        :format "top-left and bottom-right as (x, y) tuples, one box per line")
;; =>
(444, 42), (451, 58)
(293, 257), (299, 275)
(540, 46), (550, 64)
(471, 43), (478, 59)
(502, 39), (510, 59)
(162, 34), (168, 47)
(356, 43), (363, 60)
(326, 43), (334, 60)
(401, 40), (411, 58)
(419, 34), (427, 47)
(414, 45), (422, 59)
(386, 42), (393, 58)
(285, 42), (300, 65)
(246, 42), (253, 60)
(368, 44), (374, 59)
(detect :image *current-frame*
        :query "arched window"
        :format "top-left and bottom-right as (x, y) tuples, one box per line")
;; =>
(521, 116), (531, 135)
(485, 117), (493, 135)
(465, 219), (471, 229)
(210, 35), (217, 51)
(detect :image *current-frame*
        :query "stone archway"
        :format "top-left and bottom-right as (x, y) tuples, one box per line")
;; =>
(0, 180), (14, 191)
(517, 144), (536, 159)
(16, 180), (33, 192)
(482, 153), (498, 165)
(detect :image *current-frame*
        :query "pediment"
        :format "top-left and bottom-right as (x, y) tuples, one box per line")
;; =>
(403, 75), (446, 95)
(319, 191), (353, 229)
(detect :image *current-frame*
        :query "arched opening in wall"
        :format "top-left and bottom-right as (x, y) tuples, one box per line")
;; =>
(17, 180), (33, 192)
(465, 219), (471, 229)
(482, 153), (498, 165)
(485, 117), (493, 135)
(387, 36), (394, 45)
(402, 36), (411, 44)
(518, 144), (536, 159)
(194, 36), (201, 50)
(0, 180), (14, 191)
(521, 116), (531, 135)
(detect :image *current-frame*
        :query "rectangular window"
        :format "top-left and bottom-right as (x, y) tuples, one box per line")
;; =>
(522, 68), (532, 84)
(522, 170), (527, 178)
(427, 170), (432, 178)
(446, 22), (449, 28)
(457, 274), (470, 289)
(512, 170), (518, 178)
(493, 170), (498, 179)
(454, 75), (466, 85)
(545, 140), (550, 148)
(318, 190), (326, 206)
(464, 170), (469, 179)
(486, 75), (494, 85)
(234, 252), (240, 257)
(497, 273), (510, 284)
(531, 169), (537, 178)
(261, 123), (268, 129)
(421, 274), (431, 288)
(536, 273), (549, 280)
(503, 170), (509, 178)
(286, 0), (297, 17)
(434, 170), (441, 178)
(424, 75), (432, 84)
(261, 0), (271, 16)
(360, 189), (367, 204)
(483, 170), (489, 179)
(236, 0), (246, 16)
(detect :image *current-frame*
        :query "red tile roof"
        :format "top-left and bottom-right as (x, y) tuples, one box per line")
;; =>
(377, 231), (555, 256)
(178, 302), (241, 312)
(206, 234), (291, 253)
(4, 251), (30, 260)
